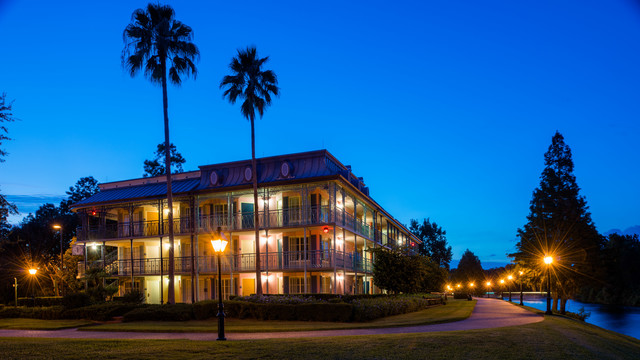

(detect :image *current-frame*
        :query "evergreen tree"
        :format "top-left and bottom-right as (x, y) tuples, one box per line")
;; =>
(453, 249), (484, 284)
(409, 218), (453, 269)
(143, 143), (186, 177)
(513, 131), (603, 313)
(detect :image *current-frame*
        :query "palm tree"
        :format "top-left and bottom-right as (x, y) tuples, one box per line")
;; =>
(122, 3), (199, 304)
(220, 46), (279, 295)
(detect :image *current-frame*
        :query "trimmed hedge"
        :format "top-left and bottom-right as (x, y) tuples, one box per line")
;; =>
(17, 296), (64, 307)
(122, 304), (193, 322)
(63, 303), (140, 321)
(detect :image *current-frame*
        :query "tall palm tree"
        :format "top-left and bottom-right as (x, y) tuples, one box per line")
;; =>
(122, 3), (199, 304)
(220, 46), (279, 295)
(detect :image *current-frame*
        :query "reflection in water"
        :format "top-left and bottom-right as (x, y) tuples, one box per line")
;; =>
(516, 298), (640, 340)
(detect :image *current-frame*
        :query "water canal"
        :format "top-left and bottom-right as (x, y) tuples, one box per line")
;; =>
(500, 294), (640, 340)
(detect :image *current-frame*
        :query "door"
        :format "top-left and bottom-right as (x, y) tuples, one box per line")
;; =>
(241, 203), (254, 229)
(242, 278), (255, 296)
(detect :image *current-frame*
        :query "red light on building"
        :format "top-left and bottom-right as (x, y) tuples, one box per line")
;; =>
(323, 226), (330, 233)
(91, 210), (97, 216)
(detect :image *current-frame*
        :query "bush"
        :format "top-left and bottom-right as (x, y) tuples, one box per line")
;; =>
(296, 303), (352, 322)
(114, 290), (145, 304)
(18, 296), (64, 307)
(62, 293), (92, 309)
(63, 303), (141, 321)
(351, 295), (434, 322)
(0, 306), (64, 320)
(123, 304), (193, 322)
(453, 292), (469, 300)
(193, 300), (217, 320)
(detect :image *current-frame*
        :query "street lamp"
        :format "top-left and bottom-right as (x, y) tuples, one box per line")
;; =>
(485, 281), (491, 298)
(544, 256), (553, 315)
(28, 268), (37, 306)
(507, 275), (513, 302)
(211, 227), (228, 341)
(499, 279), (505, 299)
(519, 270), (524, 306)
(53, 224), (64, 296)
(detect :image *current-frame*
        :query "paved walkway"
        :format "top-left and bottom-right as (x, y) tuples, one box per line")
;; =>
(0, 298), (543, 341)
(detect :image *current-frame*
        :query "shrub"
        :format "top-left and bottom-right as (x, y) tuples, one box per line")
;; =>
(122, 304), (193, 322)
(63, 303), (141, 321)
(115, 290), (145, 304)
(296, 303), (352, 322)
(0, 306), (64, 320)
(453, 292), (469, 300)
(193, 300), (217, 320)
(351, 296), (433, 322)
(62, 293), (92, 309)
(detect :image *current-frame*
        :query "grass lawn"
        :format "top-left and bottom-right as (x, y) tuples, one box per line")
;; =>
(0, 318), (94, 330)
(0, 315), (638, 359)
(80, 299), (474, 333)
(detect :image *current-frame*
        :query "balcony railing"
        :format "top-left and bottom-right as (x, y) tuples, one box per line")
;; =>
(78, 250), (372, 277)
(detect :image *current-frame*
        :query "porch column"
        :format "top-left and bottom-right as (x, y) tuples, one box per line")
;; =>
(265, 229), (269, 294)
(354, 234), (358, 294)
(130, 239), (134, 290)
(195, 195), (200, 302)
(333, 226), (337, 295)
(159, 199), (164, 304)
(160, 237), (163, 304)
(303, 226), (307, 293)
(342, 227), (347, 295)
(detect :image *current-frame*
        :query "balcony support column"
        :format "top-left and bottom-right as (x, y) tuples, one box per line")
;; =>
(354, 234), (358, 294)
(303, 227), (308, 293)
(332, 226), (337, 295)
(130, 239), (134, 291)
(265, 229), (269, 294)
(84, 241), (88, 291)
(101, 241), (106, 287)
(160, 236), (163, 304)
(229, 231), (234, 296)
(342, 227), (347, 295)
(341, 190), (346, 226)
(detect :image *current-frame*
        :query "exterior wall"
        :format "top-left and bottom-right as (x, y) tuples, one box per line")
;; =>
(76, 178), (421, 304)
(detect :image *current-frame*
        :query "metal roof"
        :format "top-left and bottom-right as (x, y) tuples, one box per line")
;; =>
(73, 178), (200, 207)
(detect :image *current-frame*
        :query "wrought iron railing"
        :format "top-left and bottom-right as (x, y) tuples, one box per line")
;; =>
(78, 250), (372, 277)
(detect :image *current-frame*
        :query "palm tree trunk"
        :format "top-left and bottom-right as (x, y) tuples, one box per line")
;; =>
(161, 57), (176, 305)
(251, 118), (262, 295)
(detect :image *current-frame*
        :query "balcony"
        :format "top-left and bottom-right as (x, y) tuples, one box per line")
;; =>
(77, 205), (381, 243)
(78, 250), (372, 277)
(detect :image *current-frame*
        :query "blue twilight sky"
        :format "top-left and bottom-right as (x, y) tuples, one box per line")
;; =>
(1, 0), (639, 267)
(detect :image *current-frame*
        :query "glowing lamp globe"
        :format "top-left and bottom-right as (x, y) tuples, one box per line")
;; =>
(211, 239), (228, 253)
(544, 256), (553, 264)
(486, 282), (491, 287)
(28, 269), (37, 275)
(508, 275), (513, 280)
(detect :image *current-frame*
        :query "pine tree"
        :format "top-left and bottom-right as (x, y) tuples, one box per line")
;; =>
(513, 131), (603, 312)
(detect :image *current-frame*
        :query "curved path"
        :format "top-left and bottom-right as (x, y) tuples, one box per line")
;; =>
(0, 298), (542, 341)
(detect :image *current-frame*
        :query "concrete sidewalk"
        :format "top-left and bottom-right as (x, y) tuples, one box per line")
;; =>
(0, 298), (543, 341)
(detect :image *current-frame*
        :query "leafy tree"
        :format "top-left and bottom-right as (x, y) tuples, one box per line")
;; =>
(452, 249), (484, 284)
(409, 218), (453, 269)
(123, 3), (199, 304)
(0, 92), (17, 163)
(512, 131), (603, 313)
(60, 176), (100, 215)
(371, 246), (444, 293)
(220, 46), (279, 295)
(0, 187), (18, 241)
(143, 142), (186, 177)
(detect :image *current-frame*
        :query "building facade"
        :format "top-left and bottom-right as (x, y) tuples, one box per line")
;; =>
(72, 150), (420, 304)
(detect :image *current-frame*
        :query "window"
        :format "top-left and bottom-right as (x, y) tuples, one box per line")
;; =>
(289, 277), (309, 294)
(288, 237), (309, 260)
(321, 276), (332, 294)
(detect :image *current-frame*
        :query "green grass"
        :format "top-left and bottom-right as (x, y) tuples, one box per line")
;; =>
(80, 299), (474, 333)
(0, 315), (639, 359)
(0, 318), (94, 330)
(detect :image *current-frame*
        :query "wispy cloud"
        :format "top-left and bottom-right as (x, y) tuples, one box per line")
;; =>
(4, 194), (65, 224)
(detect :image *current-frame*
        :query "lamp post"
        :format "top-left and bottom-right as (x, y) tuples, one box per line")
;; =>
(544, 256), (553, 315)
(485, 281), (491, 298)
(211, 227), (228, 341)
(28, 268), (37, 306)
(499, 279), (505, 299)
(53, 224), (64, 296)
(507, 275), (513, 302)
(519, 271), (524, 306)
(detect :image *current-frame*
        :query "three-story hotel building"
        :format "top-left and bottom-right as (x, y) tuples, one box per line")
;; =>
(72, 150), (420, 304)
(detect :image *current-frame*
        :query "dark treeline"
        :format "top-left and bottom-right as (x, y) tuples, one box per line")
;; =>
(0, 177), (99, 303)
